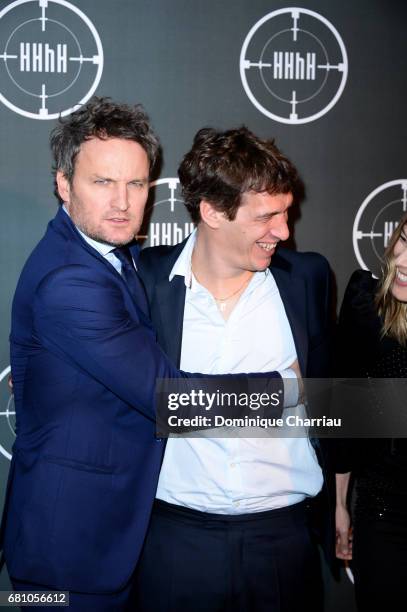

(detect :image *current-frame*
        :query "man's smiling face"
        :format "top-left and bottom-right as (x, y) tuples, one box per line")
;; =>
(214, 190), (292, 274)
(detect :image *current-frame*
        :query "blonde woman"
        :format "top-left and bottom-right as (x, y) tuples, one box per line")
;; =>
(335, 213), (407, 611)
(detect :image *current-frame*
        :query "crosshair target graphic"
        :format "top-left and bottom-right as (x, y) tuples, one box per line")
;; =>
(353, 180), (407, 277)
(0, 366), (15, 461)
(240, 7), (348, 124)
(0, 0), (103, 119)
(138, 178), (194, 248)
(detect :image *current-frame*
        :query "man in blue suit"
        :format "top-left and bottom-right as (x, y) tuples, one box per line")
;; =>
(136, 127), (334, 611)
(2, 99), (298, 610)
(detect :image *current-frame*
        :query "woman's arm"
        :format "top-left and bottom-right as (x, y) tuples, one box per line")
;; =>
(335, 472), (353, 560)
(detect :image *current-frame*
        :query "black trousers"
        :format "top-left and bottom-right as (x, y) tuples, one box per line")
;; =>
(133, 499), (323, 612)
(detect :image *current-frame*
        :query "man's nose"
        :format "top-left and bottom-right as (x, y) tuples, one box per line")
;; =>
(271, 216), (289, 242)
(113, 184), (129, 210)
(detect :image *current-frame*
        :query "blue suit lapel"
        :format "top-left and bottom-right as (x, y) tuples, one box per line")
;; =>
(53, 207), (152, 328)
(53, 206), (111, 268)
(271, 254), (308, 375)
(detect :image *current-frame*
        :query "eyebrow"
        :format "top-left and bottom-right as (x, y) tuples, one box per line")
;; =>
(91, 174), (149, 182)
(255, 210), (284, 220)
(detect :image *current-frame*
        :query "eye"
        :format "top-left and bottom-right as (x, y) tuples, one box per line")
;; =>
(257, 211), (284, 223)
(94, 178), (110, 185)
(257, 215), (273, 223)
(400, 233), (407, 243)
(129, 180), (147, 188)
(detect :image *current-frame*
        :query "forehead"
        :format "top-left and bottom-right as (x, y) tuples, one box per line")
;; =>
(75, 137), (149, 172)
(239, 190), (293, 214)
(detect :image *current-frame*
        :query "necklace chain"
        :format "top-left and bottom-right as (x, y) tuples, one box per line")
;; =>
(213, 274), (252, 302)
(192, 269), (253, 303)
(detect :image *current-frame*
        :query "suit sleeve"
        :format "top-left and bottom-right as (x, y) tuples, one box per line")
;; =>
(33, 264), (284, 423)
(305, 253), (334, 379)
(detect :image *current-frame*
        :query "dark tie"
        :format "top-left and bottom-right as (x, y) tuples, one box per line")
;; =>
(113, 246), (150, 321)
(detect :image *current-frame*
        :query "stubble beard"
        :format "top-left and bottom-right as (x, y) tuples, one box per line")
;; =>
(67, 197), (137, 248)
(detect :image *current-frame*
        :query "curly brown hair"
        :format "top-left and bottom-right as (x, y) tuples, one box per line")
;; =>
(178, 126), (301, 223)
(50, 97), (159, 201)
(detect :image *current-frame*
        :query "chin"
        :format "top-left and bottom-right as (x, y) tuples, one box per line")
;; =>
(255, 255), (273, 270)
(251, 262), (270, 273)
(393, 292), (407, 303)
(104, 230), (135, 246)
(391, 284), (407, 303)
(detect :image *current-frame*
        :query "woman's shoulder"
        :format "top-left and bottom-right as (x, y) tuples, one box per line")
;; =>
(343, 269), (378, 312)
(339, 269), (381, 340)
(347, 268), (378, 293)
(337, 270), (382, 376)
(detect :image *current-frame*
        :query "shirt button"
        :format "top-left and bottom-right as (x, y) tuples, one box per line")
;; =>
(234, 501), (240, 507)
(230, 462), (236, 468)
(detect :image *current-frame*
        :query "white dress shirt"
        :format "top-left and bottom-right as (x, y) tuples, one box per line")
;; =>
(156, 230), (323, 514)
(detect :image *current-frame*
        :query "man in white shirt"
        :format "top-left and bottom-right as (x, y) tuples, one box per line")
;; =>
(137, 127), (333, 611)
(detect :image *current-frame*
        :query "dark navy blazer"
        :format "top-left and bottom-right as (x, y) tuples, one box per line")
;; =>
(3, 207), (181, 592)
(2, 209), (282, 593)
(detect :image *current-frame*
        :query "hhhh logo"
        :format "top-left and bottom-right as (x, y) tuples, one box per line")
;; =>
(0, 0), (103, 119)
(139, 178), (194, 248)
(148, 222), (194, 247)
(240, 7), (348, 124)
(19, 42), (68, 72)
(272, 52), (316, 80)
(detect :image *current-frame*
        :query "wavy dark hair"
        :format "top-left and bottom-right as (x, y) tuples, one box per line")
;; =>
(376, 213), (407, 344)
(178, 126), (300, 223)
(50, 96), (159, 200)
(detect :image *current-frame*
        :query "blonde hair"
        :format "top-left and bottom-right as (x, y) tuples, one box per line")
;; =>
(375, 213), (407, 345)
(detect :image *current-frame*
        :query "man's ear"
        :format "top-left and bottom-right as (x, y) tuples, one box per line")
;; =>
(199, 200), (224, 229)
(56, 171), (70, 204)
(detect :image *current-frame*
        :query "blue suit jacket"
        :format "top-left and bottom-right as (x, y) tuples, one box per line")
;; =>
(4, 207), (182, 592)
(3, 209), (282, 592)
(139, 239), (336, 563)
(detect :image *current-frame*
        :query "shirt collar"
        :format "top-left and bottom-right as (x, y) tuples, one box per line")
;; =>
(168, 227), (271, 289)
(62, 204), (115, 257)
(169, 228), (197, 288)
